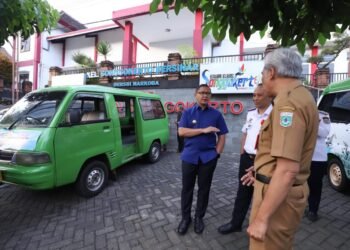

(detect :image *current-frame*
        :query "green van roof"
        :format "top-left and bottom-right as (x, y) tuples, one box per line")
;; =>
(34, 85), (161, 98)
(322, 78), (350, 95)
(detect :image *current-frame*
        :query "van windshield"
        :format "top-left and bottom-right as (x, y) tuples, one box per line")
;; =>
(0, 91), (67, 129)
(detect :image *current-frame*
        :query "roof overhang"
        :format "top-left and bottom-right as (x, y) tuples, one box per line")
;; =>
(47, 23), (120, 43)
(112, 4), (196, 45)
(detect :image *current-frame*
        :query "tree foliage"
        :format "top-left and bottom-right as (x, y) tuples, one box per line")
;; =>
(0, 53), (12, 82)
(308, 33), (350, 69)
(97, 41), (112, 61)
(0, 0), (59, 46)
(150, 0), (350, 53)
(72, 52), (96, 68)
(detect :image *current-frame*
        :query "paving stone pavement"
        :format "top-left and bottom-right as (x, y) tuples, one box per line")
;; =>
(1, 152), (350, 250)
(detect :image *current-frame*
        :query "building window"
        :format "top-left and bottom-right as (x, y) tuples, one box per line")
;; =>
(21, 38), (31, 52)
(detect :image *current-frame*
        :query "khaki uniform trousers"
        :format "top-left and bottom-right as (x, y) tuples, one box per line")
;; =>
(249, 181), (309, 250)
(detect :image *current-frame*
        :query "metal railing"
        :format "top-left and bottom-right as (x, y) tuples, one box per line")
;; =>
(61, 53), (265, 76)
(60, 53), (349, 86)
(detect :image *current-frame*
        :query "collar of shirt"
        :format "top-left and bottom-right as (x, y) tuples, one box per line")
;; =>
(194, 103), (209, 111)
(274, 84), (303, 103)
(256, 104), (273, 118)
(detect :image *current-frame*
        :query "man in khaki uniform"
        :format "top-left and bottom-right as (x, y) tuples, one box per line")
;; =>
(242, 48), (318, 250)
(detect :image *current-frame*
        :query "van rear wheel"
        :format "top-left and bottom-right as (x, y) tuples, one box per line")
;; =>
(147, 141), (161, 163)
(75, 160), (108, 197)
(328, 158), (348, 192)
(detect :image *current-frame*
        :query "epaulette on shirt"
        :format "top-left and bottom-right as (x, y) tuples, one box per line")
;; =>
(247, 108), (256, 112)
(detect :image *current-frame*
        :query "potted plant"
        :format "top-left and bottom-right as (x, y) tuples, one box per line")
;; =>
(97, 41), (114, 69)
(72, 52), (96, 68)
(308, 32), (350, 87)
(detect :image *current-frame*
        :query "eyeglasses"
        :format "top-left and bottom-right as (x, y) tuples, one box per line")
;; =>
(197, 91), (211, 96)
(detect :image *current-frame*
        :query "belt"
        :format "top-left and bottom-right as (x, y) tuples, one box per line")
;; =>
(255, 173), (302, 186)
(244, 151), (255, 160)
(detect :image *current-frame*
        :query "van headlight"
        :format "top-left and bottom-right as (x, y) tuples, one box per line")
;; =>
(11, 152), (51, 165)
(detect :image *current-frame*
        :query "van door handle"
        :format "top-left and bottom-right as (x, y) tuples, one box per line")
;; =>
(103, 126), (110, 132)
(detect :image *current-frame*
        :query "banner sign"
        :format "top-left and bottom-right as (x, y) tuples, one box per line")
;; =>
(86, 64), (199, 79)
(113, 81), (160, 87)
(200, 61), (264, 94)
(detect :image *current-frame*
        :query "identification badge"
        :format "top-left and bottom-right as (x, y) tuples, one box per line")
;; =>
(280, 112), (293, 127)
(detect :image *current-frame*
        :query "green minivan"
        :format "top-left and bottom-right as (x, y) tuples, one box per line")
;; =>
(0, 85), (169, 197)
(317, 78), (350, 192)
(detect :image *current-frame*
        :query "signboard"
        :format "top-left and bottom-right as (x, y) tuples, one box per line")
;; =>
(113, 81), (160, 87)
(200, 61), (264, 94)
(52, 73), (86, 86)
(86, 64), (199, 79)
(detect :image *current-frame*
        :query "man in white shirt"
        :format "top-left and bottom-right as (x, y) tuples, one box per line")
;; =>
(218, 83), (272, 234)
(306, 110), (331, 221)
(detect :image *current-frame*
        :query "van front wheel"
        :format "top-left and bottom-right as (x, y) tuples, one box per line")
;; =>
(328, 158), (348, 192)
(75, 160), (109, 197)
(147, 141), (161, 163)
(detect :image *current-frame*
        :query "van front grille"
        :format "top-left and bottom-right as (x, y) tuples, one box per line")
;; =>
(0, 150), (14, 161)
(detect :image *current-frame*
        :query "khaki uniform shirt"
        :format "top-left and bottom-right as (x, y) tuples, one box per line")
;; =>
(254, 84), (318, 184)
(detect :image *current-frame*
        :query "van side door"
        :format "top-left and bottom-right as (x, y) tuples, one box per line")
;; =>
(54, 93), (114, 186)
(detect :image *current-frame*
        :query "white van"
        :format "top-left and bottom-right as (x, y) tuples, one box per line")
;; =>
(317, 79), (350, 191)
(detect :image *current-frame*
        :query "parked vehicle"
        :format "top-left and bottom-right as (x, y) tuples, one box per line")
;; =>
(317, 78), (350, 192)
(0, 85), (169, 197)
(0, 107), (10, 120)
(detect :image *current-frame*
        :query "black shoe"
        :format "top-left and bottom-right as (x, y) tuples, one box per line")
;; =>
(218, 222), (242, 234)
(194, 217), (205, 234)
(177, 218), (191, 235)
(306, 211), (319, 222)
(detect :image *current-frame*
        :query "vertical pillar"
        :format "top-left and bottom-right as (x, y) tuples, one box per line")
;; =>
(132, 37), (137, 65)
(193, 9), (203, 58)
(122, 21), (133, 66)
(94, 36), (98, 63)
(33, 33), (41, 90)
(311, 46), (318, 86)
(239, 33), (244, 61)
(62, 40), (66, 67)
(311, 46), (318, 75)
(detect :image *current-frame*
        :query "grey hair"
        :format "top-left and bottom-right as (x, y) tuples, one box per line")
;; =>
(264, 48), (302, 79)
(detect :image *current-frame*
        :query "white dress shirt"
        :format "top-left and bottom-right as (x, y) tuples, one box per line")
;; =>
(242, 104), (273, 155)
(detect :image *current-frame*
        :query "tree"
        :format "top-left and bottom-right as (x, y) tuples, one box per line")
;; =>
(0, 0), (59, 46)
(150, 0), (350, 53)
(308, 33), (350, 70)
(0, 54), (12, 82)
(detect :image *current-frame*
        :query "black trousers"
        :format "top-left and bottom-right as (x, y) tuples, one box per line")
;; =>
(230, 152), (254, 228)
(181, 157), (217, 220)
(177, 133), (184, 153)
(307, 161), (327, 213)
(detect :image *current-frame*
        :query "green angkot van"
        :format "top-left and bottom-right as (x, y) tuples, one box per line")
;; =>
(317, 78), (350, 191)
(0, 85), (169, 197)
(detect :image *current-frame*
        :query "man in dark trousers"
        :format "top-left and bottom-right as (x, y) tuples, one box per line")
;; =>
(218, 83), (272, 234)
(242, 48), (318, 250)
(176, 105), (184, 153)
(177, 84), (228, 235)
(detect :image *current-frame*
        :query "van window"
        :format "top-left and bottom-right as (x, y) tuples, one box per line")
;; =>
(0, 91), (66, 128)
(318, 91), (350, 123)
(139, 99), (165, 120)
(65, 94), (107, 123)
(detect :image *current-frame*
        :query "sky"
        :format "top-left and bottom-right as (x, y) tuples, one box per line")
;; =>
(47, 0), (152, 26)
